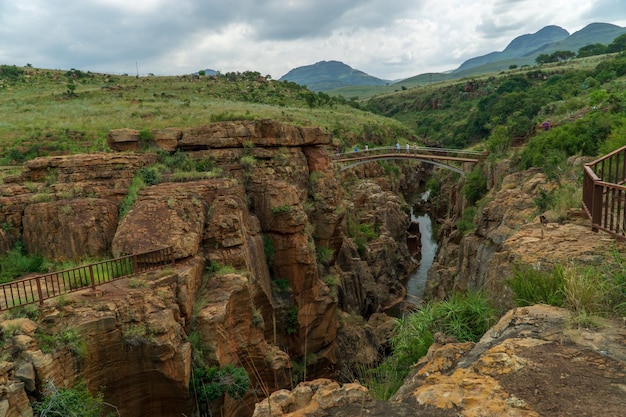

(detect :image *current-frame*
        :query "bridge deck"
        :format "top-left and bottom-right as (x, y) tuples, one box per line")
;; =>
(334, 152), (481, 164)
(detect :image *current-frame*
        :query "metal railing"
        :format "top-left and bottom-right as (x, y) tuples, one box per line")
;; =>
(332, 146), (486, 175)
(0, 246), (175, 311)
(583, 145), (626, 239)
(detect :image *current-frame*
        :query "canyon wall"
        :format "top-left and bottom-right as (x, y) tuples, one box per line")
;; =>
(0, 120), (418, 417)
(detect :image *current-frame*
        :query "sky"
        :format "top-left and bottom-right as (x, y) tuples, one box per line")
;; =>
(1, 0), (626, 81)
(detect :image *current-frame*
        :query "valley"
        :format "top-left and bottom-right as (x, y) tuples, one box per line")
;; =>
(1, 49), (626, 417)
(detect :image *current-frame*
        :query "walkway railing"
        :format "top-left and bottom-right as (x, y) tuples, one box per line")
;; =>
(0, 246), (175, 311)
(583, 145), (626, 239)
(333, 146), (486, 175)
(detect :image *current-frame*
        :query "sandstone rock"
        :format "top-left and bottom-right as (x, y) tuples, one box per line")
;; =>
(252, 379), (370, 417)
(112, 185), (206, 259)
(107, 128), (141, 151)
(23, 199), (118, 261)
(393, 305), (626, 417)
(14, 363), (35, 392)
(178, 120), (332, 150)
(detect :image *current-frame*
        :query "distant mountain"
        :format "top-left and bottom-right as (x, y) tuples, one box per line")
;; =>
(452, 22), (626, 75)
(196, 68), (217, 76)
(454, 25), (569, 73)
(279, 60), (391, 92)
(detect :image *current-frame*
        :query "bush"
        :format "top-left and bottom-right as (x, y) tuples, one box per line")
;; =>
(262, 235), (275, 267)
(192, 364), (250, 403)
(462, 167), (487, 205)
(34, 380), (107, 417)
(316, 246), (334, 266)
(457, 207), (477, 235)
(138, 166), (161, 186)
(0, 241), (46, 283)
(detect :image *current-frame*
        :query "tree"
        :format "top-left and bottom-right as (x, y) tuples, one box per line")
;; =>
(577, 43), (608, 58)
(535, 54), (552, 64)
(607, 33), (626, 53)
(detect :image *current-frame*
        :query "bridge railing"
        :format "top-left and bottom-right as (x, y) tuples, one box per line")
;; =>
(0, 246), (175, 311)
(334, 146), (484, 158)
(583, 145), (626, 239)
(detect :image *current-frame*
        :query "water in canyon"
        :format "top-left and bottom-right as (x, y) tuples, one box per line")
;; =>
(406, 192), (438, 299)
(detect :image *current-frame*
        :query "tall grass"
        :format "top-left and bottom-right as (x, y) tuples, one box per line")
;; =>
(508, 263), (565, 307)
(509, 258), (626, 321)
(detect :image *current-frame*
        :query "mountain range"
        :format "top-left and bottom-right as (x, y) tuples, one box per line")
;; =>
(278, 22), (626, 92)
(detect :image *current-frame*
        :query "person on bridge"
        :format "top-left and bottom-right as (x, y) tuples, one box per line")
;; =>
(413, 143), (418, 153)
(395, 142), (400, 153)
(365, 144), (369, 154)
(354, 145), (359, 153)
(406, 143), (410, 153)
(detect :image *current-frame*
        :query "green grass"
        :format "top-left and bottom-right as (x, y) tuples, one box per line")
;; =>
(363, 291), (495, 399)
(0, 68), (414, 158)
(508, 263), (566, 307)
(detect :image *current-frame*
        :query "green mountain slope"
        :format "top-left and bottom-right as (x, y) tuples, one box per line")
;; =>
(452, 22), (626, 76)
(279, 60), (391, 92)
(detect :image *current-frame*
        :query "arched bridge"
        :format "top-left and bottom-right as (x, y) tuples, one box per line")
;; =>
(332, 146), (486, 175)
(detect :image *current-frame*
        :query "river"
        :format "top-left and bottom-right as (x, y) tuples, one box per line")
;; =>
(405, 193), (438, 299)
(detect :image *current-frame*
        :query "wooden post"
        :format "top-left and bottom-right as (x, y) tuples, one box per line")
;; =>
(89, 265), (96, 290)
(592, 183), (603, 232)
(36, 276), (44, 305)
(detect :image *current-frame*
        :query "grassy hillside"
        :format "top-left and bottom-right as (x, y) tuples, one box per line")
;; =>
(365, 52), (626, 159)
(0, 67), (415, 163)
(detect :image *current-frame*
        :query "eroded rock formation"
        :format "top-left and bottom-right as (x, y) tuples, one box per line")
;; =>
(0, 120), (417, 417)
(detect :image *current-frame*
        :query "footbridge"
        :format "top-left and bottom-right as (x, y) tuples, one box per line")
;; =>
(332, 146), (486, 175)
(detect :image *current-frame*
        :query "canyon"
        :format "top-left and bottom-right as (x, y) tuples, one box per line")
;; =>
(1, 120), (625, 417)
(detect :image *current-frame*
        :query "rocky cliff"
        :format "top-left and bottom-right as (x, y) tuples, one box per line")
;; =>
(0, 120), (418, 417)
(251, 304), (626, 417)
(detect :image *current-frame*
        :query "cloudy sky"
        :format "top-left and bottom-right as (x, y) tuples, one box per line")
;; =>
(1, 0), (626, 81)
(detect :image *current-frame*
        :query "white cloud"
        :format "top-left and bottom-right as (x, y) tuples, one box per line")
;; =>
(0, 0), (625, 80)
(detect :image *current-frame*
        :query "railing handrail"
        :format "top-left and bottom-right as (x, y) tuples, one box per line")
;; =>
(334, 145), (485, 158)
(582, 145), (626, 239)
(0, 246), (175, 311)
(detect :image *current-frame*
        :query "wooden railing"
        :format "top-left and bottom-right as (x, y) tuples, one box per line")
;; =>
(0, 247), (175, 311)
(583, 145), (626, 239)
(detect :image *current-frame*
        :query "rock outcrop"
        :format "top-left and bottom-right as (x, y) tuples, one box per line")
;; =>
(0, 120), (419, 417)
(248, 305), (626, 417)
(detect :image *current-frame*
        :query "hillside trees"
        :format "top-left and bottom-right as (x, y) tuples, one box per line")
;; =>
(367, 53), (626, 151)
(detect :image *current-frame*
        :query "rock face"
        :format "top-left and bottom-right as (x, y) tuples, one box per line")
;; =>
(23, 199), (118, 261)
(0, 120), (418, 417)
(425, 163), (626, 310)
(248, 305), (626, 417)
(393, 304), (626, 417)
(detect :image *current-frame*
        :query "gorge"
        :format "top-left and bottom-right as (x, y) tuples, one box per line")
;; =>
(1, 118), (625, 417)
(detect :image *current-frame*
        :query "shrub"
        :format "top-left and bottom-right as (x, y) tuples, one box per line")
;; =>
(240, 155), (257, 170)
(118, 175), (146, 219)
(262, 235), (275, 267)
(285, 305), (299, 334)
(0, 241), (46, 283)
(426, 177), (440, 198)
(316, 246), (334, 266)
(270, 204), (291, 214)
(138, 166), (161, 186)
(457, 207), (477, 235)
(34, 380), (107, 417)
(462, 167), (487, 205)
(192, 364), (250, 403)
(272, 278), (290, 293)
